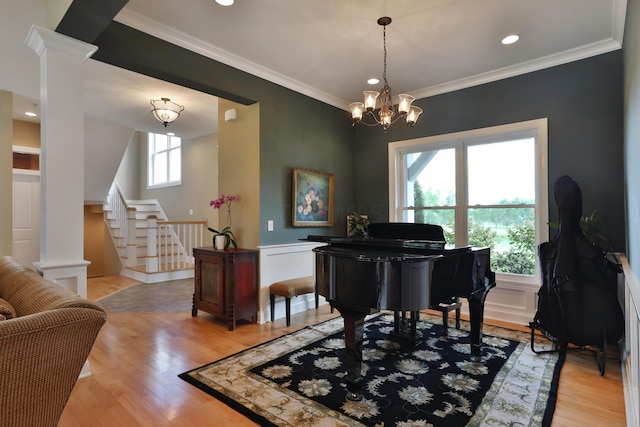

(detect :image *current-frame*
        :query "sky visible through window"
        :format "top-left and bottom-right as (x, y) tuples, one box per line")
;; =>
(413, 138), (535, 205)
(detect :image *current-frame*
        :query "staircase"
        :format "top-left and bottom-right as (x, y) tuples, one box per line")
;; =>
(103, 182), (207, 283)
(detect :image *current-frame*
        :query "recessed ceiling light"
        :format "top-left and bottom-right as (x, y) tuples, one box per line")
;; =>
(167, 132), (175, 136)
(215, 0), (234, 5)
(502, 34), (520, 45)
(25, 111), (37, 117)
(367, 78), (379, 85)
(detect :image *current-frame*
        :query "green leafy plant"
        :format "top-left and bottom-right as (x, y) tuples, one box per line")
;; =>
(207, 226), (237, 249)
(209, 193), (238, 249)
(549, 209), (607, 247)
(347, 212), (370, 237)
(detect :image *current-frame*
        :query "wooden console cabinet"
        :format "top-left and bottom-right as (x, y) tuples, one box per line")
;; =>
(192, 247), (258, 331)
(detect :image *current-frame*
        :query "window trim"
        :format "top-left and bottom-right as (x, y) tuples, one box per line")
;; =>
(388, 118), (549, 285)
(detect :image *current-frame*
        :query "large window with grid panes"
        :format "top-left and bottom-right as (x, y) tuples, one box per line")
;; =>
(388, 119), (548, 283)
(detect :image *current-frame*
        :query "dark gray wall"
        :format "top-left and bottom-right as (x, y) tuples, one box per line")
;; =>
(353, 51), (625, 252)
(257, 90), (355, 244)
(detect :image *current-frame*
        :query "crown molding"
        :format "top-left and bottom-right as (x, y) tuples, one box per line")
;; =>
(116, 1), (626, 111)
(114, 10), (349, 110)
(26, 25), (98, 60)
(410, 38), (622, 100)
(410, 0), (626, 101)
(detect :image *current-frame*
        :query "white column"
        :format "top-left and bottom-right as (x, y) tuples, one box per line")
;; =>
(25, 26), (97, 298)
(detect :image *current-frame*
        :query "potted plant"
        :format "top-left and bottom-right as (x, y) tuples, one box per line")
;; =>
(347, 211), (370, 237)
(208, 226), (237, 250)
(209, 193), (238, 249)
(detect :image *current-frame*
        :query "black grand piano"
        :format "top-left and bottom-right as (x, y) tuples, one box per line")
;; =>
(311, 222), (495, 401)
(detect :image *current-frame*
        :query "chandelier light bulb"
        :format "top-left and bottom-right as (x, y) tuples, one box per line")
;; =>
(363, 91), (379, 111)
(381, 113), (392, 129)
(406, 106), (423, 125)
(397, 94), (415, 114)
(349, 102), (364, 121)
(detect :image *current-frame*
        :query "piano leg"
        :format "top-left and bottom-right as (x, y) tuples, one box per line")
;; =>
(391, 310), (421, 345)
(467, 283), (496, 360)
(334, 305), (368, 401)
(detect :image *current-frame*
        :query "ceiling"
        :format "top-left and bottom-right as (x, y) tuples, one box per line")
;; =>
(1, 0), (627, 140)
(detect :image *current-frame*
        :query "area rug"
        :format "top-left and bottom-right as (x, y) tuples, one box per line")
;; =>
(179, 312), (564, 426)
(96, 278), (193, 312)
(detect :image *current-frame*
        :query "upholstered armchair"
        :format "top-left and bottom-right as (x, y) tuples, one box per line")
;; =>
(0, 256), (107, 427)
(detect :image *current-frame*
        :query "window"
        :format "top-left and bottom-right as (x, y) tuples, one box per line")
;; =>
(389, 119), (548, 282)
(148, 133), (181, 188)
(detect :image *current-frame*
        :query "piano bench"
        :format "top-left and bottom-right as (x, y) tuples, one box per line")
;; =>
(433, 298), (462, 335)
(269, 277), (316, 327)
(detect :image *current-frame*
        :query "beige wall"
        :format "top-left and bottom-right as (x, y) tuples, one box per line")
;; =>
(45, 0), (72, 29)
(84, 204), (105, 277)
(13, 120), (41, 148)
(217, 99), (260, 250)
(0, 92), (14, 256)
(0, 112), (43, 258)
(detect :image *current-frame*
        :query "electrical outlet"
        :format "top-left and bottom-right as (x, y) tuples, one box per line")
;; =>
(189, 208), (194, 216)
(267, 220), (274, 231)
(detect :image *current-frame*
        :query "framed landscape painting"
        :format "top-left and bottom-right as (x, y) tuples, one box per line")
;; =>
(292, 168), (334, 227)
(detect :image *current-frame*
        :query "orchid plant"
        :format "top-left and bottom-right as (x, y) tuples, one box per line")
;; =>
(208, 193), (238, 249)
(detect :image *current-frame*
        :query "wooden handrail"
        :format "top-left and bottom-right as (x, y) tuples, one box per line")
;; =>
(157, 220), (208, 225)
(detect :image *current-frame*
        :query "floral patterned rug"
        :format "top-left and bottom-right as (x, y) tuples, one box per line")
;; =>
(179, 312), (564, 426)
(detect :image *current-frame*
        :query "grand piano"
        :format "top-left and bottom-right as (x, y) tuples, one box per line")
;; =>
(311, 222), (495, 401)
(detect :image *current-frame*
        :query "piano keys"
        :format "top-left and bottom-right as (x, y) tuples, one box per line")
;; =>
(310, 222), (496, 401)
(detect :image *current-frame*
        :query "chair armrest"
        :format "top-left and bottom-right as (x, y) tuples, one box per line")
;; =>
(0, 308), (107, 427)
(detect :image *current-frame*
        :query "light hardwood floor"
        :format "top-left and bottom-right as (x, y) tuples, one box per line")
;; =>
(58, 276), (627, 426)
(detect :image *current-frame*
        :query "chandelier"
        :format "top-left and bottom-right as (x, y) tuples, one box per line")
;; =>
(150, 97), (184, 127)
(349, 17), (422, 131)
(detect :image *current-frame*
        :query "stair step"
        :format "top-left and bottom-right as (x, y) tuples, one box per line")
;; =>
(104, 189), (198, 281)
(126, 263), (195, 273)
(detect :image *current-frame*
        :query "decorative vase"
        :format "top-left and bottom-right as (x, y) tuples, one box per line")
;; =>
(214, 235), (226, 250)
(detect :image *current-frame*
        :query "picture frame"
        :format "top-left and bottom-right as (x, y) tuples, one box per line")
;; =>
(292, 167), (334, 227)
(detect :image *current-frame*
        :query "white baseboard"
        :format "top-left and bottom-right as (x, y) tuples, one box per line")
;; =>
(120, 267), (194, 283)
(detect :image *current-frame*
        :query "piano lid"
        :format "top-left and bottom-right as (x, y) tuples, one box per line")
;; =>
(313, 244), (441, 263)
(307, 235), (449, 251)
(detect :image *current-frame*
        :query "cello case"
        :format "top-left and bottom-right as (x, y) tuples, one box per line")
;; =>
(531, 175), (623, 374)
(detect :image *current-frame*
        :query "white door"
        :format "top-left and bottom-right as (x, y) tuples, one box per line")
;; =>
(13, 171), (40, 269)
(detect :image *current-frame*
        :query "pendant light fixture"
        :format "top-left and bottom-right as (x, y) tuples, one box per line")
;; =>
(349, 17), (422, 131)
(150, 97), (184, 127)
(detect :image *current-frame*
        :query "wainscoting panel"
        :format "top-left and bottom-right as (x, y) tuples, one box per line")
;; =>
(257, 242), (541, 326)
(482, 279), (540, 326)
(621, 255), (640, 427)
(257, 242), (327, 324)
